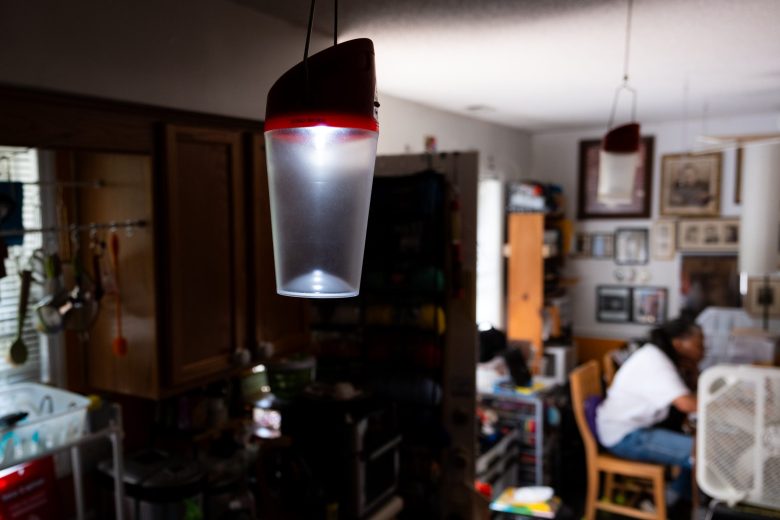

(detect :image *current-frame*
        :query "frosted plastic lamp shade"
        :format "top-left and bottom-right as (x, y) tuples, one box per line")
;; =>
(265, 125), (378, 298)
(597, 150), (639, 206)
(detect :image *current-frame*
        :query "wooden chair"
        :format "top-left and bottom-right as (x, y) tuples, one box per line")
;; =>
(569, 361), (667, 520)
(602, 349), (618, 387)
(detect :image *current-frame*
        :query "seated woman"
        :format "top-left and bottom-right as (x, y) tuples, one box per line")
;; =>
(596, 318), (704, 507)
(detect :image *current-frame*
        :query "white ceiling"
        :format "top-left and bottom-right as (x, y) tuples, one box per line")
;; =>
(239, 0), (780, 132)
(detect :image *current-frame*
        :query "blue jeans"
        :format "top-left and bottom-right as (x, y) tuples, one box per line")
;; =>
(607, 428), (694, 504)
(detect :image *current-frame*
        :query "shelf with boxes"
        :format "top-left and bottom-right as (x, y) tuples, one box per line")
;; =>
(478, 382), (561, 489)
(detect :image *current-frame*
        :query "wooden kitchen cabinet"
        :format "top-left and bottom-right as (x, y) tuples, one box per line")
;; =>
(0, 87), (310, 398)
(162, 125), (248, 388)
(65, 126), (252, 398)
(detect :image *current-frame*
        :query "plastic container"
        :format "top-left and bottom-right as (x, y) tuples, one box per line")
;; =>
(265, 126), (378, 298)
(0, 383), (89, 465)
(266, 355), (316, 400)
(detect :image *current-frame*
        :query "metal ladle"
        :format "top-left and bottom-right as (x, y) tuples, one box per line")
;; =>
(8, 270), (32, 366)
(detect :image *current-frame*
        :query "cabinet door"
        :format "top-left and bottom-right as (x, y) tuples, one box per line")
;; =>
(164, 125), (246, 387)
(507, 213), (544, 371)
(250, 134), (308, 354)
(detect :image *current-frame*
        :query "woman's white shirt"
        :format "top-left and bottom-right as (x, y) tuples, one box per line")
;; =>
(596, 343), (690, 447)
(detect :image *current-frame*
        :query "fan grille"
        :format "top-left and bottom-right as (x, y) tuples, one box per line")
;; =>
(763, 379), (780, 504)
(704, 380), (756, 492)
(700, 368), (780, 510)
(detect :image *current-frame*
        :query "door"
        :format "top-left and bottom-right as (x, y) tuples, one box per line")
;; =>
(163, 125), (247, 387)
(373, 153), (480, 519)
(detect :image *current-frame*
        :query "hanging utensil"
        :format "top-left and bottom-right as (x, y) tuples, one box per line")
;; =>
(8, 270), (32, 366)
(63, 234), (99, 332)
(89, 229), (104, 302)
(35, 253), (69, 334)
(110, 231), (127, 357)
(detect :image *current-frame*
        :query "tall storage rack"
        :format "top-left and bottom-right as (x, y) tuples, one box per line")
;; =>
(310, 152), (480, 519)
(478, 385), (558, 488)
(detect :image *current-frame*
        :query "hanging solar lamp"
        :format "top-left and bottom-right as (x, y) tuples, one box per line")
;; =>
(264, 0), (378, 298)
(598, 0), (642, 206)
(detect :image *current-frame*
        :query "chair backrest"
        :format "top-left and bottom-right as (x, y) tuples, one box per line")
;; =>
(602, 349), (618, 387)
(569, 360), (602, 463)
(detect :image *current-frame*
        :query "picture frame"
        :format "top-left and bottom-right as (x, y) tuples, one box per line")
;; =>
(590, 233), (614, 259)
(677, 218), (739, 253)
(571, 232), (591, 257)
(680, 255), (741, 317)
(651, 220), (677, 261)
(632, 286), (668, 324)
(744, 277), (780, 317)
(614, 228), (649, 265)
(735, 147), (743, 204)
(660, 152), (722, 217)
(597, 285), (632, 323)
(577, 137), (655, 219)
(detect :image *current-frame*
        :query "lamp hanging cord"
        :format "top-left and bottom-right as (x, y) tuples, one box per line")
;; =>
(303, 0), (317, 88)
(607, 0), (637, 128)
(334, 0), (338, 45)
(622, 0), (633, 84)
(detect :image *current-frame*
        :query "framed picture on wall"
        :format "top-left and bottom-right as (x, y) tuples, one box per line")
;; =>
(735, 147), (743, 204)
(651, 220), (677, 260)
(677, 218), (739, 252)
(571, 232), (591, 257)
(632, 286), (668, 324)
(660, 152), (722, 217)
(577, 137), (655, 219)
(745, 277), (780, 317)
(597, 285), (632, 322)
(590, 233), (614, 259)
(615, 228), (649, 265)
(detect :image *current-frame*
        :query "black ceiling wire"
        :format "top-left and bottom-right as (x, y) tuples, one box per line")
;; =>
(303, 0), (317, 90)
(623, 0), (634, 84)
(334, 0), (339, 45)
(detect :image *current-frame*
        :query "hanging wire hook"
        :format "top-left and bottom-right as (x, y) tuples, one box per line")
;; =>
(607, 0), (637, 129)
(607, 83), (638, 129)
(123, 220), (134, 238)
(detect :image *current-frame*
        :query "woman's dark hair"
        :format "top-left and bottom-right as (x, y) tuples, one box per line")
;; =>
(649, 317), (700, 365)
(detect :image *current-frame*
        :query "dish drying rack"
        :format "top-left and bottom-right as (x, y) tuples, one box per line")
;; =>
(0, 383), (125, 520)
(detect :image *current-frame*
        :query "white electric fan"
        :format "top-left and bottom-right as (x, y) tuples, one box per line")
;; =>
(697, 364), (780, 510)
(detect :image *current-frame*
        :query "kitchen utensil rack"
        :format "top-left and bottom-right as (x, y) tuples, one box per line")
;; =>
(0, 219), (147, 238)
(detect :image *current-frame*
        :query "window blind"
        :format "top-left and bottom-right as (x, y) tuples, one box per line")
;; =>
(0, 147), (43, 384)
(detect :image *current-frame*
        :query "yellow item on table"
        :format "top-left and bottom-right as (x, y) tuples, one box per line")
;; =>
(489, 487), (560, 518)
(514, 381), (549, 395)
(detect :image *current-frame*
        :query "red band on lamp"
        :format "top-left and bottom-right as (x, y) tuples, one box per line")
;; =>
(264, 113), (379, 132)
